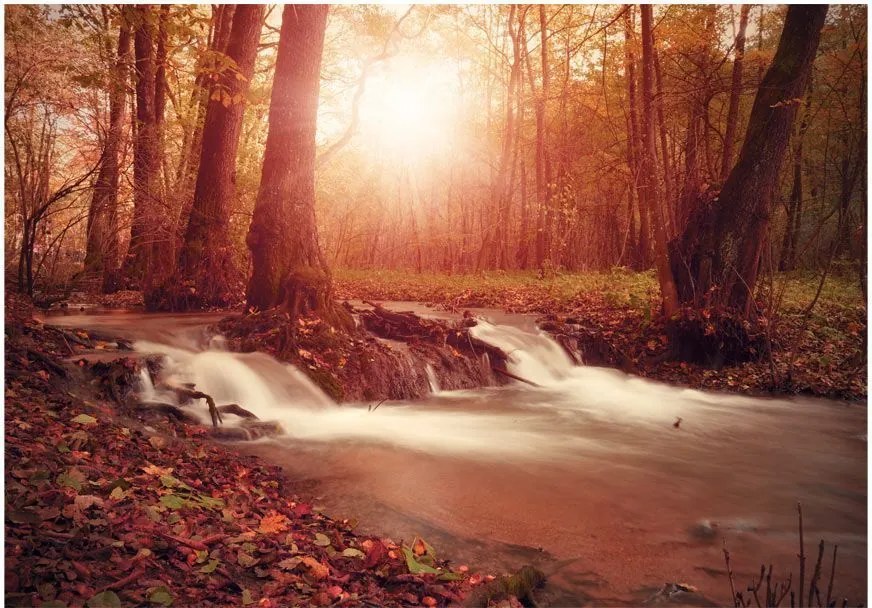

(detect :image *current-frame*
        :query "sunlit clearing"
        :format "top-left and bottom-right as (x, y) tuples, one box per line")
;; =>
(357, 56), (459, 161)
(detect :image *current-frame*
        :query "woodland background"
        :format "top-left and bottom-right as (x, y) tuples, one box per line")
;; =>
(3, 5), (866, 309)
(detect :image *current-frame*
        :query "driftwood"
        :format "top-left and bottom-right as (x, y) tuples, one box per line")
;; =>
(26, 347), (68, 378)
(139, 401), (200, 425)
(170, 386), (222, 428)
(216, 403), (258, 420)
(45, 325), (93, 349)
(359, 301), (446, 344)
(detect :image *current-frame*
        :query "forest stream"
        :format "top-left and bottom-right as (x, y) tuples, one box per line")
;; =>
(40, 305), (867, 606)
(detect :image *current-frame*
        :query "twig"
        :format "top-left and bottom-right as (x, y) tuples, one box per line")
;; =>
(749, 564), (764, 608)
(368, 399), (387, 413)
(97, 566), (145, 592)
(724, 538), (739, 607)
(808, 539), (825, 607)
(825, 545), (838, 607)
(798, 502), (806, 608)
(25, 348), (67, 377)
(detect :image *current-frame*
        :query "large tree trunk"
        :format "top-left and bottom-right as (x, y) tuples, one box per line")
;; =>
(246, 5), (338, 323)
(640, 5), (679, 316)
(84, 16), (130, 292)
(122, 5), (173, 295)
(175, 5), (264, 308)
(122, 5), (162, 287)
(720, 4), (751, 182)
(174, 5), (236, 244)
(669, 5), (828, 317)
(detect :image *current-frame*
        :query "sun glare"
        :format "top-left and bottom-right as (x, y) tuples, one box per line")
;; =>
(357, 57), (459, 161)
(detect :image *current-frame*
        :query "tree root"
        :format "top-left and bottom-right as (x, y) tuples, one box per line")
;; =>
(170, 386), (222, 428)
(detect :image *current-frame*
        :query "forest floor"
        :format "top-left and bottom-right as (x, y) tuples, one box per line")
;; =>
(333, 268), (867, 401)
(5, 296), (535, 608)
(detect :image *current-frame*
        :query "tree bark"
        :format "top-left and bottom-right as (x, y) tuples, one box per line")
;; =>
(669, 5), (828, 316)
(174, 5), (236, 241)
(84, 16), (130, 292)
(640, 5), (679, 315)
(123, 4), (163, 288)
(720, 4), (751, 181)
(534, 4), (552, 269)
(246, 4), (338, 323)
(624, 6), (648, 267)
(176, 5), (264, 308)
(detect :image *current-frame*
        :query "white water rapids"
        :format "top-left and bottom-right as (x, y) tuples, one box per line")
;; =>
(40, 307), (867, 605)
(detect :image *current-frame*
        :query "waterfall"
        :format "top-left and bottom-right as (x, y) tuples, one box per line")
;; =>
(425, 364), (441, 393)
(469, 320), (575, 385)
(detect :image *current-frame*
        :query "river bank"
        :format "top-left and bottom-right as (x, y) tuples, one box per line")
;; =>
(333, 269), (867, 401)
(10, 291), (866, 606)
(4, 297), (490, 607)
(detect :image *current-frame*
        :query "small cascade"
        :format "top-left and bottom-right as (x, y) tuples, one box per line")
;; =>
(469, 320), (575, 385)
(425, 364), (441, 393)
(137, 367), (156, 401)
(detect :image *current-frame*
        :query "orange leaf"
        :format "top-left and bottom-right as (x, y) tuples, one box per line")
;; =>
(258, 512), (289, 535)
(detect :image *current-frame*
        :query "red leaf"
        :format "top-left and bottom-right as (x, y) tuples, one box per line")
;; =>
(363, 539), (387, 568)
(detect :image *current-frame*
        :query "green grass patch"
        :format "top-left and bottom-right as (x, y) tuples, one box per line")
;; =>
(334, 267), (864, 316)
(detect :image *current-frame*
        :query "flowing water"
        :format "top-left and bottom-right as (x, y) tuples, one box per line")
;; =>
(41, 307), (867, 605)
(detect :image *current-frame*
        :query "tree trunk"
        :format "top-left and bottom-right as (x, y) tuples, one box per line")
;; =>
(720, 4), (751, 181)
(479, 4), (522, 270)
(84, 16), (130, 292)
(174, 5), (236, 243)
(624, 6), (648, 268)
(246, 4), (338, 324)
(175, 5), (264, 308)
(653, 47), (674, 235)
(533, 4), (552, 269)
(640, 5), (679, 315)
(669, 5), (828, 316)
(123, 4), (163, 287)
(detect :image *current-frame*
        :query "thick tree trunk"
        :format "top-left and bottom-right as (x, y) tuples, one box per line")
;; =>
(640, 5), (679, 316)
(123, 5), (162, 287)
(720, 4), (751, 182)
(175, 5), (264, 308)
(84, 18), (130, 292)
(669, 5), (828, 316)
(174, 5), (236, 243)
(246, 4), (339, 324)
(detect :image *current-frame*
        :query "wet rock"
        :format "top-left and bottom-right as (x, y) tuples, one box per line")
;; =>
(644, 582), (717, 606)
(210, 420), (283, 441)
(688, 520), (720, 542)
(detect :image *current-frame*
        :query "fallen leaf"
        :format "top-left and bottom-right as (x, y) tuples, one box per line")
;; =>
(148, 586), (174, 606)
(301, 556), (329, 580)
(258, 512), (289, 535)
(87, 591), (121, 608)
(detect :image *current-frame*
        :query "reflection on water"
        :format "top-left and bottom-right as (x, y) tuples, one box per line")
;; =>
(41, 307), (867, 605)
